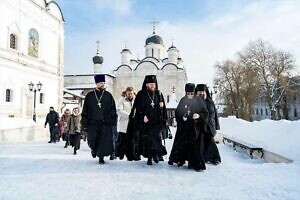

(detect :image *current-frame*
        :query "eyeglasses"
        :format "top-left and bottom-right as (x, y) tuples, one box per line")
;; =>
(186, 92), (194, 95)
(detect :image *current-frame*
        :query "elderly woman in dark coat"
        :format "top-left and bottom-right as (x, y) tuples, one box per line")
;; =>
(195, 84), (221, 165)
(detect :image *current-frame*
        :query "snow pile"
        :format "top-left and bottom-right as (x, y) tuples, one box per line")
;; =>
(0, 116), (43, 130)
(219, 116), (300, 161)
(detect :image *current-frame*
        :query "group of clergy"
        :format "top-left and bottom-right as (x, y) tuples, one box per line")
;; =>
(80, 74), (221, 171)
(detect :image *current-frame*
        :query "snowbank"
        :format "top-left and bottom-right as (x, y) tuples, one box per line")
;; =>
(0, 116), (43, 130)
(219, 116), (300, 161)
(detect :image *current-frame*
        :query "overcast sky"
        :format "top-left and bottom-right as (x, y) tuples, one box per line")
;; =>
(56, 0), (300, 86)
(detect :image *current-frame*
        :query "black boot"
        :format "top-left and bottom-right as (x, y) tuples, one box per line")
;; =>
(73, 149), (77, 155)
(110, 154), (115, 160)
(158, 155), (164, 161)
(168, 160), (173, 165)
(177, 161), (185, 167)
(153, 155), (159, 163)
(99, 157), (105, 165)
(91, 150), (96, 158)
(147, 158), (153, 165)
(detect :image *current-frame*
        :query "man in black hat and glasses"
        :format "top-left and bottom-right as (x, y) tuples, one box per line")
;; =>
(81, 74), (117, 165)
(126, 75), (168, 165)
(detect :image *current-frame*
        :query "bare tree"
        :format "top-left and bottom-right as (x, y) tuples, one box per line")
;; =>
(238, 39), (295, 120)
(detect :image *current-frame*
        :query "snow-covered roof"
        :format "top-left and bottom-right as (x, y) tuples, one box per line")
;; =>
(65, 84), (95, 90)
(166, 92), (178, 109)
(63, 89), (84, 98)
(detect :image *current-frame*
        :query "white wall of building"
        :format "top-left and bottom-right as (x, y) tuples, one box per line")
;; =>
(0, 0), (64, 118)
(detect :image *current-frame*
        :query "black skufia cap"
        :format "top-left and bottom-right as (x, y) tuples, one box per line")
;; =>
(185, 83), (195, 92)
(195, 84), (207, 92)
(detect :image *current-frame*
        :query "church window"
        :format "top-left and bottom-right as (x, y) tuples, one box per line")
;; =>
(295, 108), (298, 118)
(152, 49), (154, 57)
(10, 34), (17, 49)
(167, 95), (170, 103)
(265, 108), (268, 116)
(28, 28), (39, 58)
(256, 108), (258, 115)
(5, 89), (12, 102)
(260, 108), (263, 116)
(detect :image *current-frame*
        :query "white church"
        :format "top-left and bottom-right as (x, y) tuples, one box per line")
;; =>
(64, 26), (187, 107)
(0, 0), (65, 119)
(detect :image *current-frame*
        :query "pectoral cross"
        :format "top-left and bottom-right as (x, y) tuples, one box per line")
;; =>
(97, 102), (101, 108)
(151, 101), (155, 108)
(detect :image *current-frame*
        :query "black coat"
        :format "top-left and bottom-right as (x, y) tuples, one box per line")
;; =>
(81, 89), (117, 158)
(203, 97), (221, 163)
(126, 88), (167, 160)
(205, 97), (220, 136)
(45, 111), (59, 127)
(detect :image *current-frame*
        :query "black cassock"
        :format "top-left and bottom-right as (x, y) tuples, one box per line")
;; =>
(126, 88), (168, 161)
(169, 96), (208, 170)
(203, 97), (221, 163)
(81, 89), (117, 158)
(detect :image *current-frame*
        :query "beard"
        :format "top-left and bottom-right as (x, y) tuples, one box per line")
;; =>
(97, 86), (105, 90)
(147, 87), (156, 92)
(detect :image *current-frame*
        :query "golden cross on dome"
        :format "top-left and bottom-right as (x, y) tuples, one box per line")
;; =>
(96, 40), (100, 55)
(150, 18), (159, 34)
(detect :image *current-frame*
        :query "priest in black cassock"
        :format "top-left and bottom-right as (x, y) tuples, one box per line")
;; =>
(169, 83), (209, 171)
(195, 84), (221, 165)
(126, 75), (167, 165)
(81, 74), (117, 165)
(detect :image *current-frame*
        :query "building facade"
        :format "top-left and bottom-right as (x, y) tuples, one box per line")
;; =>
(0, 0), (64, 118)
(252, 76), (300, 121)
(64, 29), (188, 106)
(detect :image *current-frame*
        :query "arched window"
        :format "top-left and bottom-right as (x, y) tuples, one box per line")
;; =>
(5, 89), (12, 102)
(152, 49), (154, 57)
(10, 34), (17, 49)
(295, 108), (298, 118)
(28, 28), (39, 58)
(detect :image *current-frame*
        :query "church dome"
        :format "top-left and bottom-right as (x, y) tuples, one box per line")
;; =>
(167, 44), (178, 51)
(121, 48), (131, 53)
(93, 55), (103, 64)
(145, 34), (164, 45)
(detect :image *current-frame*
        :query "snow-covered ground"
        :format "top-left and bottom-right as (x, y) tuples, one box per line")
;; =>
(219, 116), (300, 161)
(0, 116), (44, 130)
(0, 136), (299, 200)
